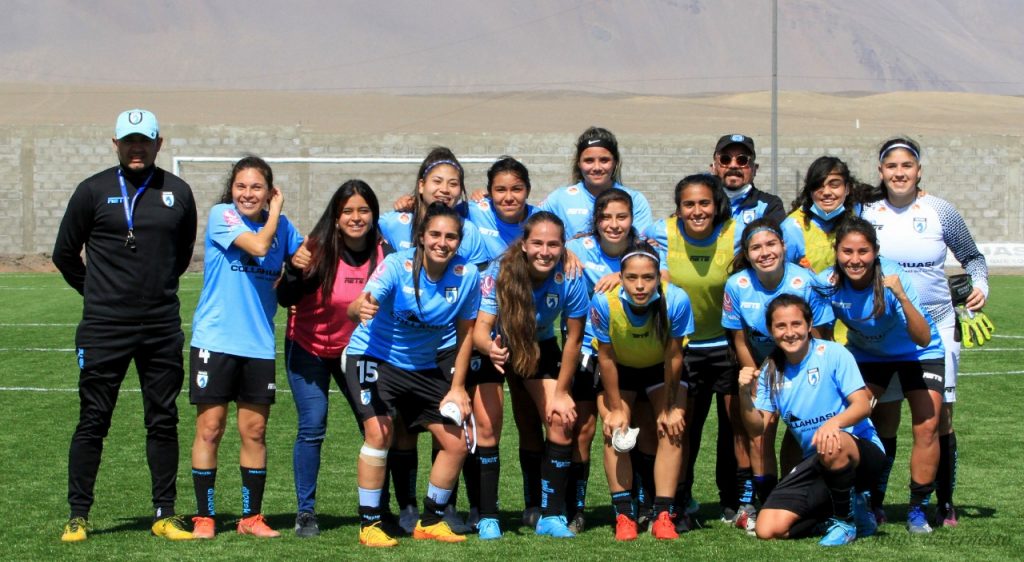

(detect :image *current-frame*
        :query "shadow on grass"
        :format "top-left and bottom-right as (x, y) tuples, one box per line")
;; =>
(96, 512), (361, 535)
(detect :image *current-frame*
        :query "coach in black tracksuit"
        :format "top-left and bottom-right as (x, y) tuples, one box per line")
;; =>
(52, 109), (198, 541)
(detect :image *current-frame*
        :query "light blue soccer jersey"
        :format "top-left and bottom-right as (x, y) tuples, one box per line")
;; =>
(378, 210), (488, 266)
(191, 203), (303, 359)
(591, 283), (695, 345)
(722, 263), (834, 363)
(540, 182), (654, 239)
(479, 260), (590, 341)
(754, 339), (883, 458)
(566, 235), (622, 354)
(465, 199), (539, 262)
(818, 257), (944, 362)
(346, 249), (481, 371)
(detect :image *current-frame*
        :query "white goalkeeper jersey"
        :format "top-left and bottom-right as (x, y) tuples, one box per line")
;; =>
(862, 192), (988, 324)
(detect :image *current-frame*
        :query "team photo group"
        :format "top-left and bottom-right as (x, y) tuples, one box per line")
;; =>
(53, 108), (992, 548)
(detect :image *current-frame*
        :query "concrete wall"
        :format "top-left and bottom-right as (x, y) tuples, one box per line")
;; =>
(3, 125), (1021, 257)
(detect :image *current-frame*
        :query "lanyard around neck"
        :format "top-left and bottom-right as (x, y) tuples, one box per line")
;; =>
(117, 168), (154, 249)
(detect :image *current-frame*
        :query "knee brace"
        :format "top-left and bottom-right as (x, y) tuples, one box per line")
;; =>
(359, 444), (388, 467)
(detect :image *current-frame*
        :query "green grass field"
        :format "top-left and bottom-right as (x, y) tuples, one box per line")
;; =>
(1, 273), (1022, 560)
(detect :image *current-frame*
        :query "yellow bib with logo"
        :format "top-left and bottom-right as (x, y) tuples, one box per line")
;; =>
(787, 209), (848, 343)
(605, 284), (668, 368)
(789, 208), (835, 274)
(666, 217), (735, 342)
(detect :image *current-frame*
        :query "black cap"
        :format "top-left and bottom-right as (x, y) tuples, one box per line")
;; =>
(714, 134), (755, 157)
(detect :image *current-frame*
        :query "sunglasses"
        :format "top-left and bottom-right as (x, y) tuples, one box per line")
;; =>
(717, 154), (752, 167)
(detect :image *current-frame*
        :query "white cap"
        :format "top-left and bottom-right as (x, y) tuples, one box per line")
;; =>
(115, 109), (159, 140)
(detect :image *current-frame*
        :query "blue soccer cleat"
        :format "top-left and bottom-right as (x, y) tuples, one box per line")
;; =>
(535, 515), (575, 538)
(907, 505), (933, 534)
(852, 490), (877, 537)
(819, 518), (856, 547)
(478, 517), (502, 540)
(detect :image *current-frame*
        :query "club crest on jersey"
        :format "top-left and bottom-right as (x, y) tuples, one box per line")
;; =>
(737, 275), (750, 288)
(360, 389), (372, 405)
(196, 371), (209, 389)
(399, 213), (411, 224)
(807, 367), (820, 386)
(742, 209), (756, 224)
(554, 272), (564, 284)
(913, 217), (927, 233)
(815, 343), (827, 355)
(582, 237), (595, 249)
(403, 259), (413, 272)
(790, 276), (805, 289)
(546, 293), (559, 309)
(445, 287), (459, 304)
(477, 199), (490, 210)
(162, 191), (174, 207)
(567, 186), (580, 195)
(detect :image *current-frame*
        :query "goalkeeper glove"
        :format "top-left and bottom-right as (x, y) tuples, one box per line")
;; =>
(956, 305), (994, 348)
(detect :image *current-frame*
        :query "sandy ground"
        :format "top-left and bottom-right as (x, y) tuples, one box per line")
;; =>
(2, 84), (1023, 136)
(3, 84), (1022, 272)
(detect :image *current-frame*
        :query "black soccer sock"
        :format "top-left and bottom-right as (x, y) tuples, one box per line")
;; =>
(873, 436), (898, 510)
(910, 480), (935, 508)
(634, 451), (656, 515)
(389, 448), (418, 510)
(358, 505), (383, 528)
(540, 442), (572, 517)
(654, 496), (675, 516)
(611, 491), (635, 519)
(421, 495), (447, 526)
(737, 466), (754, 505)
(715, 396), (739, 510)
(358, 486), (384, 528)
(823, 462), (856, 521)
(477, 446), (500, 518)
(674, 479), (692, 515)
(936, 432), (957, 506)
(520, 448), (543, 509)
(753, 473), (778, 505)
(240, 466), (267, 517)
(566, 461), (590, 518)
(192, 468), (216, 517)
(463, 450), (481, 511)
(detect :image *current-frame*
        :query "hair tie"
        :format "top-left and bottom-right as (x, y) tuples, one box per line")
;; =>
(422, 159), (462, 179)
(879, 142), (920, 162)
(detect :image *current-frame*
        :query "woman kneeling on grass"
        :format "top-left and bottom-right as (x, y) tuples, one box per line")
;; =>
(592, 242), (693, 541)
(344, 203), (479, 547)
(189, 156), (304, 539)
(738, 294), (885, 546)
